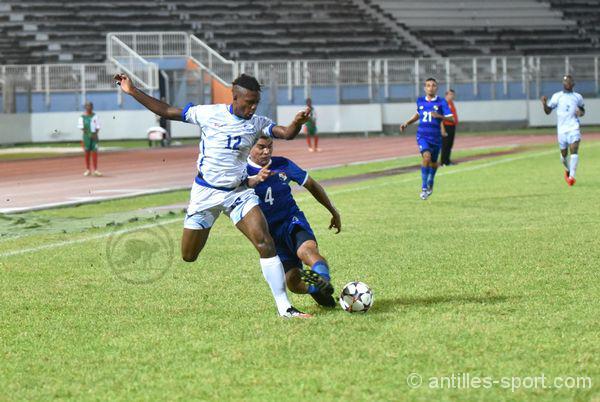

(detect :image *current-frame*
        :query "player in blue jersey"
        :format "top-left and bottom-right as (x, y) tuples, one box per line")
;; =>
(247, 135), (341, 307)
(400, 78), (454, 200)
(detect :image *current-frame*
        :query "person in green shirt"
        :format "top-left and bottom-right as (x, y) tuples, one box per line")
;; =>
(303, 98), (320, 152)
(77, 101), (101, 176)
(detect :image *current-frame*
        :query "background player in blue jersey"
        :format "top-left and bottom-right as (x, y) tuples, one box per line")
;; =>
(400, 78), (454, 200)
(247, 135), (341, 307)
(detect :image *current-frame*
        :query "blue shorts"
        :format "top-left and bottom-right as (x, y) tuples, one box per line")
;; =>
(269, 211), (316, 272)
(417, 137), (441, 162)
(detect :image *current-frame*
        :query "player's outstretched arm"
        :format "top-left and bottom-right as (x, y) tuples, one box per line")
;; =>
(400, 113), (420, 132)
(303, 177), (341, 233)
(540, 96), (553, 115)
(272, 107), (311, 140)
(114, 74), (183, 121)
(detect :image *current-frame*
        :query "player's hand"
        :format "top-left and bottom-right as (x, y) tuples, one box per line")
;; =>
(91, 133), (98, 142)
(247, 166), (274, 187)
(294, 107), (312, 125)
(540, 95), (548, 104)
(576, 108), (584, 117)
(114, 73), (135, 94)
(329, 210), (341, 234)
(431, 111), (444, 120)
(399, 123), (407, 132)
(441, 130), (448, 138)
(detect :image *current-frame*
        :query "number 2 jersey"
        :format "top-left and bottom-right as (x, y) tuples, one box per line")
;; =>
(246, 157), (309, 226)
(416, 96), (452, 145)
(182, 103), (276, 188)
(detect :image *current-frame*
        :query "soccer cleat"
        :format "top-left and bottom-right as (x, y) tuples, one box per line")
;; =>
(93, 170), (103, 177)
(564, 171), (570, 183)
(300, 268), (333, 294)
(83, 169), (91, 176)
(310, 290), (337, 308)
(567, 176), (576, 186)
(281, 306), (313, 318)
(426, 185), (433, 196)
(420, 190), (429, 200)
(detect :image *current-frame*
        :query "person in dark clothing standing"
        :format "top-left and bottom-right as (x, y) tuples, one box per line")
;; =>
(441, 89), (458, 166)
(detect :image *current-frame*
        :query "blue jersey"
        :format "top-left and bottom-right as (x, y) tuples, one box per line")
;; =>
(416, 96), (452, 145)
(247, 156), (309, 226)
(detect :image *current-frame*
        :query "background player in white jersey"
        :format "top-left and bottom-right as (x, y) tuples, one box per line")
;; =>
(114, 72), (313, 318)
(541, 75), (585, 186)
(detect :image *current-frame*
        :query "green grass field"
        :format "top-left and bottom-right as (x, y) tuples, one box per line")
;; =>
(1, 143), (598, 401)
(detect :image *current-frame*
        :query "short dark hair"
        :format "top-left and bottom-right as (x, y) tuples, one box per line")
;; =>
(425, 77), (437, 83)
(233, 74), (261, 92)
(446, 89), (455, 94)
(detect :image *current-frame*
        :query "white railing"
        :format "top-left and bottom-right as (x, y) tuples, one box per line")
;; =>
(239, 55), (600, 99)
(107, 31), (189, 58)
(189, 35), (236, 86)
(106, 35), (158, 91)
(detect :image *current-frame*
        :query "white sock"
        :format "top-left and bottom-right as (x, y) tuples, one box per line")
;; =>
(569, 154), (579, 178)
(260, 256), (291, 315)
(560, 154), (569, 171)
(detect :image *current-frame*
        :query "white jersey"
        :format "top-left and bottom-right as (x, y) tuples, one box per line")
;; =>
(183, 103), (275, 188)
(77, 114), (100, 133)
(547, 91), (584, 135)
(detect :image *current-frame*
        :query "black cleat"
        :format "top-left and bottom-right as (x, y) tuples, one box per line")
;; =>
(300, 268), (333, 294)
(310, 291), (337, 308)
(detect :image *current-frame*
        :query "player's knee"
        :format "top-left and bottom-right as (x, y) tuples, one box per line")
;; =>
(181, 253), (198, 263)
(255, 235), (276, 256)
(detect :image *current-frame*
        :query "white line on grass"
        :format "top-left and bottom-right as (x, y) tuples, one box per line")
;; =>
(1, 144), (596, 259)
(0, 218), (182, 259)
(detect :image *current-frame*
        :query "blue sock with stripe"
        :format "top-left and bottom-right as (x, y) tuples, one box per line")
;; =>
(421, 166), (430, 190)
(427, 167), (437, 188)
(307, 260), (330, 294)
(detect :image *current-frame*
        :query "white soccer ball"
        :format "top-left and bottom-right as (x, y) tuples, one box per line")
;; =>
(339, 281), (373, 313)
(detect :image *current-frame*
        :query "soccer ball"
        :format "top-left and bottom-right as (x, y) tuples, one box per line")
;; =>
(339, 281), (373, 313)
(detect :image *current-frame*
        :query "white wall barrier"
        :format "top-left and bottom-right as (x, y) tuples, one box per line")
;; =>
(2, 99), (598, 145)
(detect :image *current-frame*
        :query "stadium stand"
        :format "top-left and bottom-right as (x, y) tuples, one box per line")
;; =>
(0, 0), (419, 64)
(368, 0), (600, 56)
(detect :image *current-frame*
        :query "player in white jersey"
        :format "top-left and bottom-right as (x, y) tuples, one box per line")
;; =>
(114, 73), (313, 318)
(541, 75), (585, 186)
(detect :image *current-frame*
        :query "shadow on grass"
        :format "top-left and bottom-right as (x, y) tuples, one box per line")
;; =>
(373, 294), (511, 313)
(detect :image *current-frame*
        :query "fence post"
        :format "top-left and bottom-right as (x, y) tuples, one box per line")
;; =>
(44, 65), (50, 108)
(445, 58), (451, 93)
(536, 56), (541, 99)
(303, 61), (310, 100)
(287, 61), (292, 102)
(491, 57), (497, 100)
(383, 59), (389, 100)
(595, 56), (599, 95)
(159, 34), (163, 58)
(521, 57), (527, 95)
(503, 57), (508, 96)
(368, 59), (373, 101)
(414, 58), (419, 99)
(565, 56), (570, 75)
(81, 64), (86, 106)
(473, 58), (478, 96)
(335, 60), (340, 103)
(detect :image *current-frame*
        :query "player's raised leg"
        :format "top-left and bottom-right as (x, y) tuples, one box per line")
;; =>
(181, 228), (211, 262)
(236, 206), (312, 318)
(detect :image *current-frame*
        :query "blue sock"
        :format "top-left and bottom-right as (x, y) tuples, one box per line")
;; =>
(428, 167), (437, 188)
(307, 261), (330, 294)
(421, 166), (429, 190)
(311, 260), (330, 281)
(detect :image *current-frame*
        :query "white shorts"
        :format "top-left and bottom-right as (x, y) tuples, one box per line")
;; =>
(558, 130), (581, 150)
(183, 182), (259, 230)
